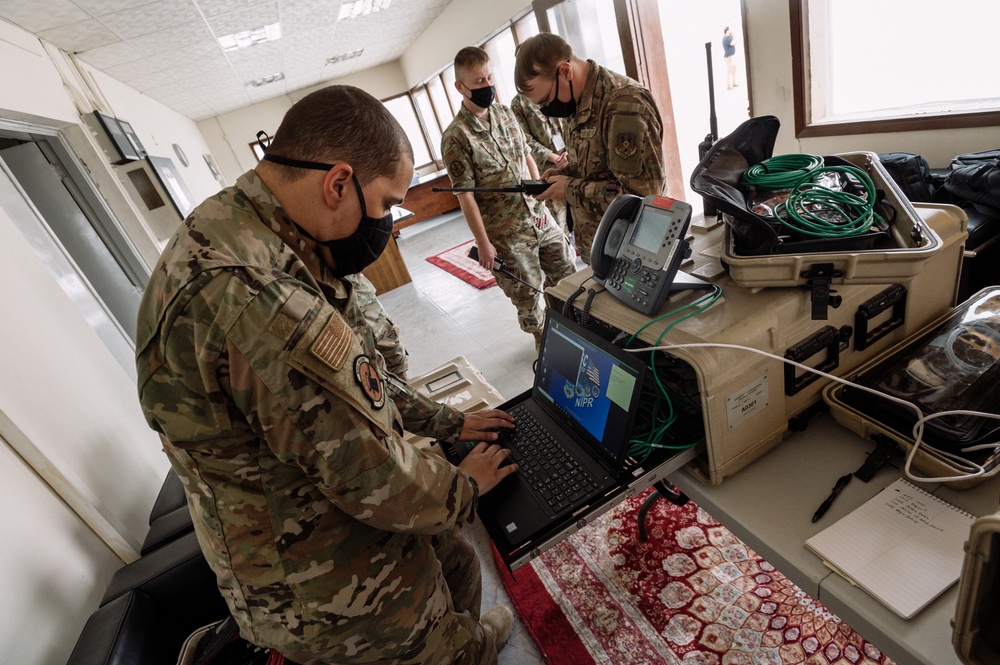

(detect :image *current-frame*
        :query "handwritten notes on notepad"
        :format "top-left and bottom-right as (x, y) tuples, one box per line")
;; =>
(805, 478), (975, 619)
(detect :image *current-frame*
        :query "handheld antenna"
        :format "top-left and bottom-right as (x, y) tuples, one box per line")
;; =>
(697, 41), (719, 218)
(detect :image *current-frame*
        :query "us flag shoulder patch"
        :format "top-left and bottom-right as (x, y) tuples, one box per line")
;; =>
(310, 314), (352, 371)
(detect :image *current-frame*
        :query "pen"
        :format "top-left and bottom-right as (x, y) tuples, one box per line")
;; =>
(812, 473), (853, 523)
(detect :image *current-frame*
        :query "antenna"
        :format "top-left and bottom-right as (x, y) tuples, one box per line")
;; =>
(697, 41), (719, 219)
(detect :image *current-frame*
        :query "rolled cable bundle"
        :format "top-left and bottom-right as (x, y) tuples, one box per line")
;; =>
(742, 153), (825, 191)
(742, 153), (824, 217)
(775, 164), (884, 238)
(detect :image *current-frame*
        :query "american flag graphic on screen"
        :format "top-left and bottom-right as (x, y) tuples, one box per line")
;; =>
(585, 361), (600, 388)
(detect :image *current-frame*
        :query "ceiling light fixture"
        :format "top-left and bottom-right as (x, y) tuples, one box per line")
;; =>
(338, 0), (392, 20)
(218, 22), (282, 52)
(245, 72), (285, 89)
(326, 49), (364, 65)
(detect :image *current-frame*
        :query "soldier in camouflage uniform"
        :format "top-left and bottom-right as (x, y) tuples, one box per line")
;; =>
(345, 273), (409, 379)
(509, 93), (571, 237)
(135, 85), (518, 665)
(513, 33), (666, 265)
(441, 46), (577, 351)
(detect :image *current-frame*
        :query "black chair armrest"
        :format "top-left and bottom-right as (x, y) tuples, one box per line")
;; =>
(141, 505), (194, 556)
(149, 469), (187, 525)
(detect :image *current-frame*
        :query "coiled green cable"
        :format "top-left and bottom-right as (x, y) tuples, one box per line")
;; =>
(774, 165), (883, 238)
(742, 153), (824, 190)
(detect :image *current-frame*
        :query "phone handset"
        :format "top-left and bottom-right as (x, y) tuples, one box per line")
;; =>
(591, 194), (643, 282)
(590, 194), (710, 315)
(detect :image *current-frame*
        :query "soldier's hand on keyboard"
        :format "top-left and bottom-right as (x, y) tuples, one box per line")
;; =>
(459, 443), (519, 494)
(458, 409), (516, 442)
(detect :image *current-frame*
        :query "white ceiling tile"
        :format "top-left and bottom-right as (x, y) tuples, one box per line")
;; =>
(128, 69), (178, 91)
(205, 2), (278, 36)
(127, 20), (214, 56)
(38, 18), (119, 52)
(154, 42), (228, 72)
(76, 40), (144, 68)
(97, 0), (202, 40)
(194, 0), (273, 18)
(71, 0), (150, 15)
(0, 0), (89, 33)
(105, 56), (161, 80)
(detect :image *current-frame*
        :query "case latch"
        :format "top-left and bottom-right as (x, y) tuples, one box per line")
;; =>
(801, 263), (843, 320)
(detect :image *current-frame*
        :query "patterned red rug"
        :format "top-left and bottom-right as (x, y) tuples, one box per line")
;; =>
(426, 239), (496, 289)
(495, 488), (896, 665)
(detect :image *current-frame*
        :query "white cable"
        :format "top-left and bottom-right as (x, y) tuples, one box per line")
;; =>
(626, 341), (1000, 484)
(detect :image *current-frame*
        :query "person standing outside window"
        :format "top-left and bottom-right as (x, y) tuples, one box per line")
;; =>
(441, 46), (577, 352)
(723, 27), (738, 89)
(509, 92), (572, 238)
(513, 33), (666, 265)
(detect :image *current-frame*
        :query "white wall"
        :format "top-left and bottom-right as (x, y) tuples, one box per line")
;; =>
(0, 17), (218, 665)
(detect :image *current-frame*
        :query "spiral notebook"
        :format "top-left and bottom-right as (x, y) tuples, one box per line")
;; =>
(805, 477), (976, 619)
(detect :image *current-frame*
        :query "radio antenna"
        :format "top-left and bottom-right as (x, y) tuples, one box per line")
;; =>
(697, 41), (719, 218)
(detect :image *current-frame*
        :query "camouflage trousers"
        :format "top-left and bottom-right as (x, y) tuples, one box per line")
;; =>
(492, 216), (577, 349)
(568, 205), (598, 267)
(279, 531), (497, 665)
(544, 198), (569, 237)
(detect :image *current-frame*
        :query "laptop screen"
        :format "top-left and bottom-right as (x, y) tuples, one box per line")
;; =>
(534, 311), (646, 469)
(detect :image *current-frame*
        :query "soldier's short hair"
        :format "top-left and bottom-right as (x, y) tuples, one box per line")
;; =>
(454, 46), (490, 80)
(514, 33), (574, 94)
(266, 85), (413, 184)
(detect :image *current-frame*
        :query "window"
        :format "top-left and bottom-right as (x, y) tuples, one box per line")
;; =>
(412, 87), (443, 164)
(442, 65), (465, 113)
(483, 28), (518, 105)
(426, 76), (455, 128)
(381, 94), (433, 169)
(538, 0), (626, 76)
(793, 0), (1000, 136)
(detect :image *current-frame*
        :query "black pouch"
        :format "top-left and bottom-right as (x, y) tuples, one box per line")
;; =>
(944, 149), (1000, 216)
(690, 115), (892, 256)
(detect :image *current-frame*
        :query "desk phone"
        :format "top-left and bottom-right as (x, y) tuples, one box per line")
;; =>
(591, 194), (707, 315)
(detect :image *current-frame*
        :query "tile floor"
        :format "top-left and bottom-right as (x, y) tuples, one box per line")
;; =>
(379, 211), (567, 664)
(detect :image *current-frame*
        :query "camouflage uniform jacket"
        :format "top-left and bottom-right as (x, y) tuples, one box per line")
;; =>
(562, 61), (665, 230)
(441, 103), (548, 237)
(509, 93), (569, 168)
(135, 170), (476, 659)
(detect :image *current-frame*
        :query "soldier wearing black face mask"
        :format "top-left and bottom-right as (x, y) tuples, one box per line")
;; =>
(136, 85), (520, 665)
(513, 33), (666, 264)
(441, 46), (576, 352)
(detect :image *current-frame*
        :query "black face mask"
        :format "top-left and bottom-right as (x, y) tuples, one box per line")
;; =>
(256, 132), (394, 278)
(540, 72), (576, 118)
(467, 84), (495, 109)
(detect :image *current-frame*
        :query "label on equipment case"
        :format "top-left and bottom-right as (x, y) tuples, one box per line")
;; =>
(726, 374), (769, 429)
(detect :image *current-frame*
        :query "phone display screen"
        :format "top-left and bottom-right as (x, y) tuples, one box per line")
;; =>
(629, 206), (672, 254)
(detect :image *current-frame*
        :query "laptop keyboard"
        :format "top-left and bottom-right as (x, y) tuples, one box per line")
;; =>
(499, 404), (602, 513)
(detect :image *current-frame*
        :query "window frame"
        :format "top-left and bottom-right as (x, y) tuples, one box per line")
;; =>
(790, 0), (1000, 138)
(380, 92), (435, 171)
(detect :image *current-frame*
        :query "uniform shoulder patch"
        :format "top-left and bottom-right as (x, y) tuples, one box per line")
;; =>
(615, 132), (638, 159)
(310, 313), (353, 371)
(353, 355), (385, 409)
(448, 160), (466, 179)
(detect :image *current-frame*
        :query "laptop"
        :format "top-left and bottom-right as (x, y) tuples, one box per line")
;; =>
(444, 309), (647, 546)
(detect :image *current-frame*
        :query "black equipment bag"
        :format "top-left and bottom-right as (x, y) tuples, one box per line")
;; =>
(877, 152), (937, 203)
(944, 149), (1000, 215)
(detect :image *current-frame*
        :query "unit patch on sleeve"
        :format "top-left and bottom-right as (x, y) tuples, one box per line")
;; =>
(448, 160), (466, 179)
(615, 133), (638, 159)
(353, 355), (385, 409)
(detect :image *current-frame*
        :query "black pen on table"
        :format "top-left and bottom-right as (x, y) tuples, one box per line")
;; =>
(811, 472), (853, 523)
